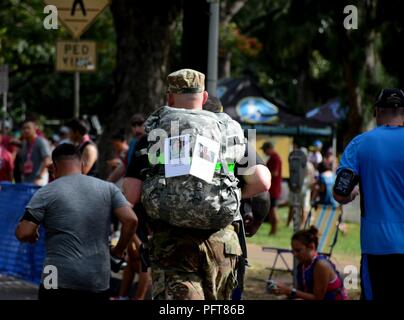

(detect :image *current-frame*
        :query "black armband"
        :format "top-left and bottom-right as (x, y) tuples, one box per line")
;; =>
(333, 168), (358, 197)
(250, 192), (271, 222)
(240, 199), (252, 217)
(21, 209), (41, 225)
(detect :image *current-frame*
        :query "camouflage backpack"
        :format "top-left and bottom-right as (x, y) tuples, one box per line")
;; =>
(141, 106), (246, 230)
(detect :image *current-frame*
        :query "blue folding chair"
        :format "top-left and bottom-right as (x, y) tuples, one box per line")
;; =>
(262, 204), (343, 280)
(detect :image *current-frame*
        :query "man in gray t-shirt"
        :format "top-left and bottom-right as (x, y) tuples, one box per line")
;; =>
(19, 120), (51, 185)
(15, 144), (138, 300)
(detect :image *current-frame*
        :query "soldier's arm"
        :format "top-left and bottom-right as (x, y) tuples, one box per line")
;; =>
(122, 177), (143, 206)
(241, 164), (271, 199)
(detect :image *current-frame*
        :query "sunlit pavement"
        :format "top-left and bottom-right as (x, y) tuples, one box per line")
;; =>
(0, 274), (127, 300)
(0, 274), (38, 300)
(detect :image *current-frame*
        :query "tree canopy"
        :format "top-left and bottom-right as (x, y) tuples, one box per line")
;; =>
(1, 0), (403, 147)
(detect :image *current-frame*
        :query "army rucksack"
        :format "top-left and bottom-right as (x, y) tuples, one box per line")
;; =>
(141, 105), (246, 230)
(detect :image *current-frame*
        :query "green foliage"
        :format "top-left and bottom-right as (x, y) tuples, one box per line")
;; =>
(0, 0), (116, 123)
(223, 0), (403, 132)
(2, 0), (403, 134)
(247, 207), (361, 260)
(220, 23), (262, 58)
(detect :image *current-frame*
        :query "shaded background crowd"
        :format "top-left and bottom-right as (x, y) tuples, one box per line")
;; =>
(0, 113), (145, 188)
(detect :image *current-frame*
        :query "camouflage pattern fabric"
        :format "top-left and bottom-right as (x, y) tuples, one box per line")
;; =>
(150, 224), (242, 300)
(167, 69), (205, 94)
(142, 174), (240, 230)
(141, 106), (245, 230)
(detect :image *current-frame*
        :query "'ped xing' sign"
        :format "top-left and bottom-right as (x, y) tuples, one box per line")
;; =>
(56, 40), (96, 72)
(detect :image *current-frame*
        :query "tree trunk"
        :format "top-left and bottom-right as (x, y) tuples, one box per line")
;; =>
(342, 60), (363, 146)
(219, 50), (231, 79)
(340, 0), (380, 146)
(217, 0), (248, 79)
(98, 0), (182, 178)
(220, 0), (249, 25)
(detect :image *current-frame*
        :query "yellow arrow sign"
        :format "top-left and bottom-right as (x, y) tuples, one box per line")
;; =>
(44, 0), (110, 38)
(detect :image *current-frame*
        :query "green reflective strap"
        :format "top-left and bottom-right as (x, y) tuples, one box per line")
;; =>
(215, 162), (235, 173)
(147, 153), (234, 173)
(148, 153), (165, 165)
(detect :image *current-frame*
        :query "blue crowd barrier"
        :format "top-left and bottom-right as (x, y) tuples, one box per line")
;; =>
(0, 182), (45, 285)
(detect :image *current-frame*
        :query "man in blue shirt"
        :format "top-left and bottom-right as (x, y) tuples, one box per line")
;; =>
(333, 88), (404, 300)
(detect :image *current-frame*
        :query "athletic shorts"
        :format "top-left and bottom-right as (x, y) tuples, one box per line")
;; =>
(361, 253), (404, 300)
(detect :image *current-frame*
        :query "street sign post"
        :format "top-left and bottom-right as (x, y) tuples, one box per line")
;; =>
(56, 40), (96, 72)
(46, 0), (110, 117)
(44, 0), (110, 39)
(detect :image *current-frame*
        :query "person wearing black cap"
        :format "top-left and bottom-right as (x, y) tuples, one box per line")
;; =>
(333, 88), (404, 300)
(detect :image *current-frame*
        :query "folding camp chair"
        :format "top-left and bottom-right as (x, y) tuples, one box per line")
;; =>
(262, 204), (343, 281)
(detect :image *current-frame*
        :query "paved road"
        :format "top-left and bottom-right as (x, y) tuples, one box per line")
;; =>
(0, 274), (131, 300)
(0, 275), (38, 300)
(0, 243), (279, 300)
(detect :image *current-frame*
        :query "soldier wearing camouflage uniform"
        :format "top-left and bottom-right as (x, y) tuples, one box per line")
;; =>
(123, 69), (271, 300)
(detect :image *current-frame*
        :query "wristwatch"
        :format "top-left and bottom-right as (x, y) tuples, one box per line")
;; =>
(289, 288), (297, 299)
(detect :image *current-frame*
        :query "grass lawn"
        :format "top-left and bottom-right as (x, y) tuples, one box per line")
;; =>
(246, 207), (362, 300)
(247, 207), (361, 260)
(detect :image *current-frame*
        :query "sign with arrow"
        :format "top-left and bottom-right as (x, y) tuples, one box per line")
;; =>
(44, 0), (110, 38)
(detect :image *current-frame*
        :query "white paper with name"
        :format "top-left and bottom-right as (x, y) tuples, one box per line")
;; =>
(164, 134), (191, 177)
(189, 135), (220, 183)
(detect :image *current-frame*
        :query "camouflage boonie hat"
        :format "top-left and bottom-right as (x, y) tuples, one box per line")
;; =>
(167, 69), (205, 94)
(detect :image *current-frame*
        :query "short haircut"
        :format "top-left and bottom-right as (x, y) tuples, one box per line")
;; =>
(131, 114), (145, 126)
(66, 118), (89, 135)
(261, 141), (274, 151)
(204, 96), (223, 113)
(111, 129), (126, 142)
(21, 118), (37, 126)
(317, 161), (332, 173)
(52, 143), (81, 163)
(22, 113), (38, 126)
(376, 107), (404, 117)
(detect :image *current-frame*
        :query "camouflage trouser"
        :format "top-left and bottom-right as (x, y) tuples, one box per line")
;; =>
(150, 224), (242, 300)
